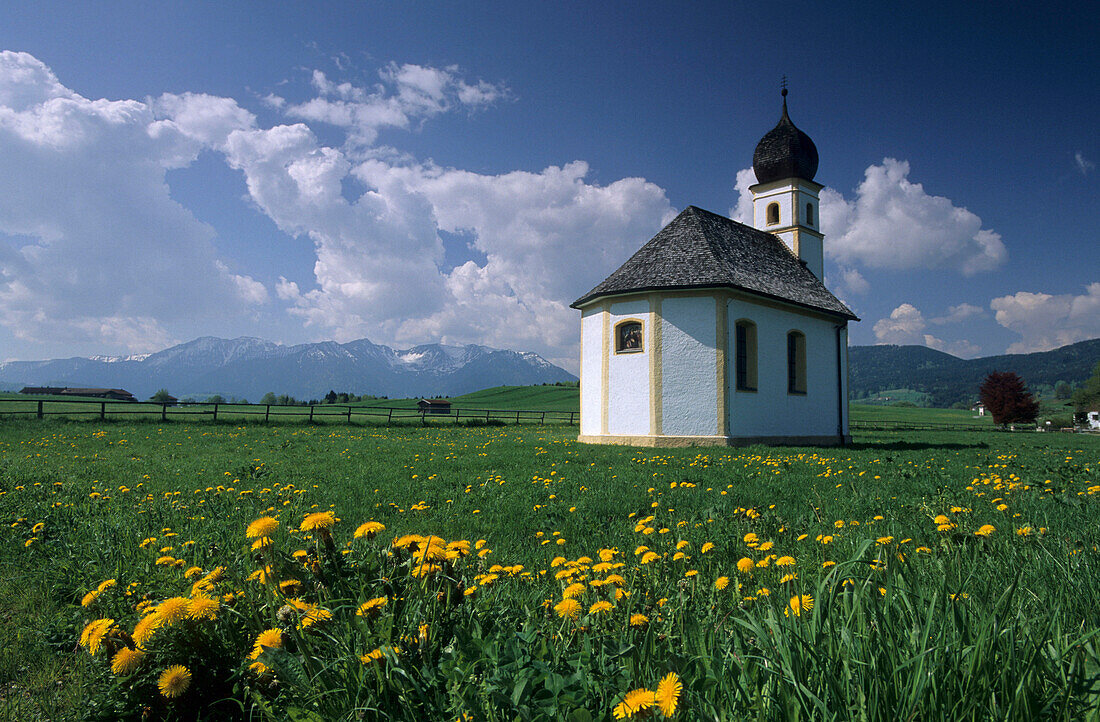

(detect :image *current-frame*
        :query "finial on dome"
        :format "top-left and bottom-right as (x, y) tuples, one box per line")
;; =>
(752, 80), (819, 184)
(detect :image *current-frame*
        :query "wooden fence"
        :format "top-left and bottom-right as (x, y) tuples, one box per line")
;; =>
(0, 397), (577, 426)
(849, 420), (1026, 433)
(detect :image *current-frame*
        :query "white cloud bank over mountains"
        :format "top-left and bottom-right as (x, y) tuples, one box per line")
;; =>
(0, 50), (1089, 365)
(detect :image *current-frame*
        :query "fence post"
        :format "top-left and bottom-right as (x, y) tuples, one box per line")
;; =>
(541, 411), (546, 424)
(570, 411), (576, 425)
(212, 404), (218, 422)
(346, 405), (352, 423)
(388, 408), (393, 422)
(100, 402), (105, 420)
(37, 400), (43, 419)
(516, 410), (521, 425)
(309, 406), (314, 423)
(161, 403), (167, 422)
(265, 404), (270, 422)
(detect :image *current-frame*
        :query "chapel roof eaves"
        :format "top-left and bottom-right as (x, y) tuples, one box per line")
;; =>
(570, 205), (858, 321)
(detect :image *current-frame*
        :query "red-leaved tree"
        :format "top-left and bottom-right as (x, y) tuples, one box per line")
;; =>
(979, 371), (1040, 426)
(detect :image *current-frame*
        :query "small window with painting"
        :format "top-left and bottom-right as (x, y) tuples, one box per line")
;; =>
(615, 320), (643, 353)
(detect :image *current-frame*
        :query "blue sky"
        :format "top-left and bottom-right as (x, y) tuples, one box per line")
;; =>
(1, 0), (1097, 371)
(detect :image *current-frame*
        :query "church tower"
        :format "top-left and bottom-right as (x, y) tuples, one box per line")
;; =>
(749, 88), (824, 280)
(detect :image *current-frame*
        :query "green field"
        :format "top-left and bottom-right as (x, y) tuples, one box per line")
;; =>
(1, 385), (1069, 431)
(2, 418), (1099, 720)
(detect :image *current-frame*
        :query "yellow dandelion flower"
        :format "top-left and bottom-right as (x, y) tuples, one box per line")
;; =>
(613, 688), (656, 719)
(81, 590), (100, 608)
(975, 524), (995, 537)
(780, 573), (798, 583)
(563, 582), (587, 599)
(183, 566), (204, 580)
(684, 569), (698, 577)
(598, 548), (618, 561)
(736, 557), (755, 574)
(715, 576), (730, 590)
(354, 521), (385, 538)
(629, 613), (649, 627)
(589, 600), (613, 615)
(300, 511), (335, 532)
(79, 618), (114, 655)
(187, 596), (219, 621)
(1016, 526), (1032, 536)
(743, 532), (759, 544)
(156, 597), (191, 626)
(758, 541), (774, 551)
(132, 612), (163, 646)
(656, 672), (682, 717)
(554, 598), (581, 619)
(249, 628), (283, 660)
(357, 596), (388, 617)
(640, 551), (660, 565)
(786, 593), (814, 617)
(776, 556), (795, 567)
(633, 546), (648, 556)
(111, 646), (145, 675)
(700, 541), (714, 554)
(251, 537), (273, 551)
(246, 516), (279, 539)
(157, 664), (192, 699)
(279, 579), (302, 596)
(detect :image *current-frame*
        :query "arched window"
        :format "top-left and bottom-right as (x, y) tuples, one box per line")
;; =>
(734, 320), (757, 392)
(787, 331), (806, 394)
(766, 202), (780, 225)
(615, 320), (643, 353)
(805, 203), (814, 227)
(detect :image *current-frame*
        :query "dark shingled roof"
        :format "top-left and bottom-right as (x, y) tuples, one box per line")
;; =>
(752, 93), (819, 184)
(571, 206), (858, 320)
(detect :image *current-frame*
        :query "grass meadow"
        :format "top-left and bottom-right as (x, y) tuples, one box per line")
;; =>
(1, 417), (1098, 720)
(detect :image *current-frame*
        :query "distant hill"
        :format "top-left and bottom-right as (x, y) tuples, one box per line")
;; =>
(0, 336), (577, 401)
(849, 338), (1100, 407)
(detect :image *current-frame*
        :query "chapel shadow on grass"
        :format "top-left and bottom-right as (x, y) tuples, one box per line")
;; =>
(847, 439), (990, 452)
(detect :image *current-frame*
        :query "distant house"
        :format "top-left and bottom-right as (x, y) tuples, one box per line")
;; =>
(972, 403), (986, 417)
(21, 387), (136, 402)
(417, 399), (452, 415)
(1087, 411), (1100, 431)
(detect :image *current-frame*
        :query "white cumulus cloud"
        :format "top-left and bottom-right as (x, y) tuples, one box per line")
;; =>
(873, 302), (980, 357)
(284, 64), (508, 147)
(731, 158), (1006, 282)
(822, 159), (1006, 275)
(990, 283), (1100, 353)
(0, 51), (266, 354)
(1075, 152), (1095, 176)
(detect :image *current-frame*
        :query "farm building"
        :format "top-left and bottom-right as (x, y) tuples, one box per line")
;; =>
(20, 386), (136, 402)
(417, 399), (452, 415)
(572, 90), (858, 447)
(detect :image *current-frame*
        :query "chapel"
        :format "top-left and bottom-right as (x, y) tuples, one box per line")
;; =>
(571, 90), (858, 447)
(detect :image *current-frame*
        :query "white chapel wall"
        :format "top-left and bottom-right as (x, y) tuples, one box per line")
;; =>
(726, 298), (840, 437)
(660, 296), (718, 436)
(579, 307), (604, 436)
(607, 300), (650, 436)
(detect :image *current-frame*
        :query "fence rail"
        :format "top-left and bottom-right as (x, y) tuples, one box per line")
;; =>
(0, 398), (577, 426)
(850, 420), (1023, 433)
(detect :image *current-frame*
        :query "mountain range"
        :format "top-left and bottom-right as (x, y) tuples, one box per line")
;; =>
(3, 336), (1097, 408)
(0, 336), (576, 401)
(849, 338), (1100, 407)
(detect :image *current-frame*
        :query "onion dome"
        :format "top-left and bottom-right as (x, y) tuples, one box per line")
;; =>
(752, 89), (819, 184)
